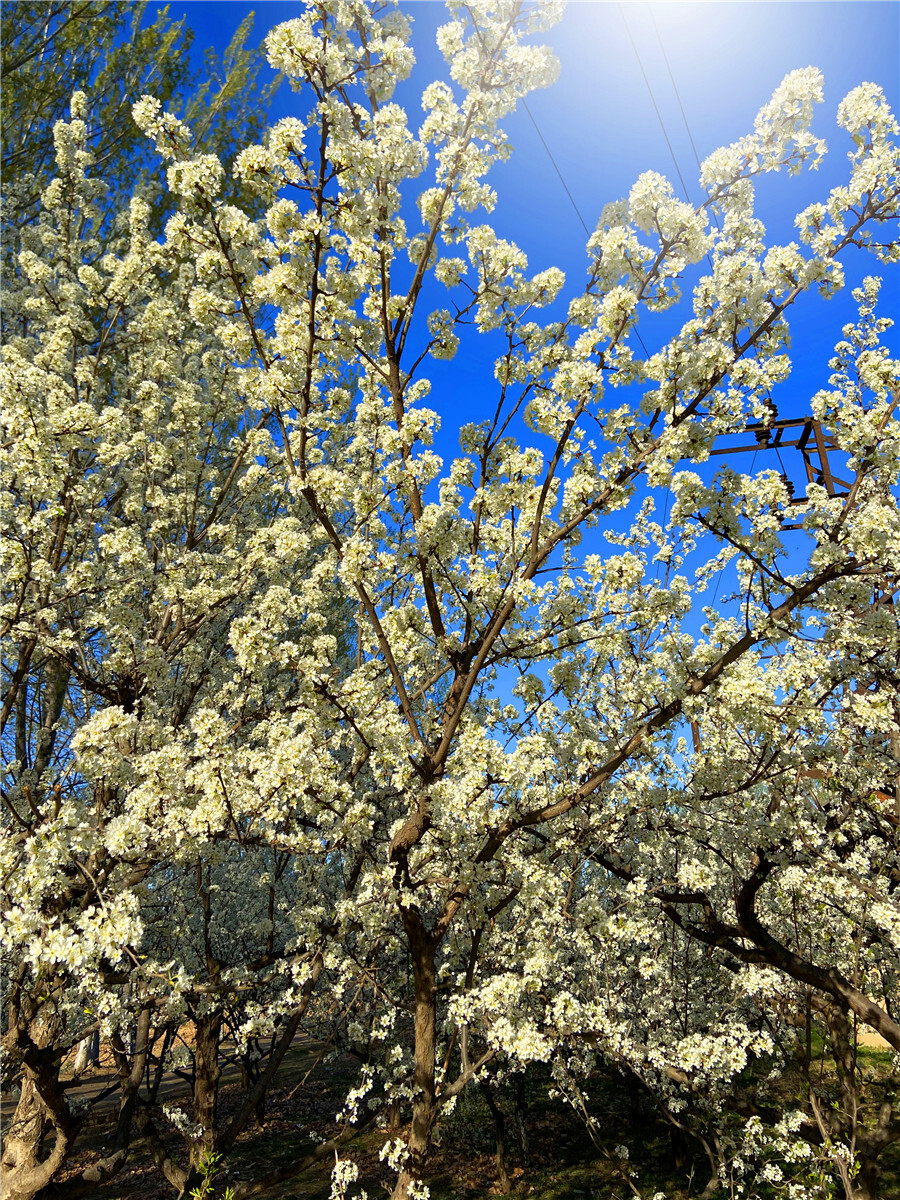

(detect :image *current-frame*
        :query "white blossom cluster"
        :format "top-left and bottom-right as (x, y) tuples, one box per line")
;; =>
(2, 4), (899, 1199)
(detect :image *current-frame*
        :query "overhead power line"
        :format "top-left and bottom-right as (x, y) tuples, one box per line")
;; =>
(523, 98), (651, 359)
(648, 8), (704, 179)
(649, 7), (721, 232)
(619, 6), (716, 272)
(618, 3), (694, 205)
(523, 99), (590, 239)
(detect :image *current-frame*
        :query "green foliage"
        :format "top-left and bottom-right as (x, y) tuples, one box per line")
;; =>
(189, 1149), (236, 1200)
(0, 0), (278, 238)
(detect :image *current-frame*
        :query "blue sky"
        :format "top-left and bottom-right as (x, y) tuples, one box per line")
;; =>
(149, 0), (898, 710)
(180, 1), (900, 271)
(172, 2), (898, 581)
(176, 0), (899, 451)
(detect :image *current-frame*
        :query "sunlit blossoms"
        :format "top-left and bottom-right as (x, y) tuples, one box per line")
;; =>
(2, 4), (899, 1200)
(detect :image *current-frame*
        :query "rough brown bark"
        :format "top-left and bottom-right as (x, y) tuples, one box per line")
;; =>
(482, 1084), (511, 1194)
(391, 921), (437, 1200)
(1, 1063), (74, 1200)
(1, 1076), (49, 1199)
(39, 1007), (155, 1200)
(190, 1010), (223, 1169)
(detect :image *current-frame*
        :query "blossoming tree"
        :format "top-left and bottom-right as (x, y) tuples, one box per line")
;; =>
(2, 3), (898, 1199)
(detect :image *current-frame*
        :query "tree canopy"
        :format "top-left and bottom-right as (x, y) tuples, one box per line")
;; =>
(2, 4), (899, 1200)
(0, 0), (276, 236)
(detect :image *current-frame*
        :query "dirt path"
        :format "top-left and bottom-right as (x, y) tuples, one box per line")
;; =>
(0, 1036), (321, 1142)
(55, 1036), (321, 1119)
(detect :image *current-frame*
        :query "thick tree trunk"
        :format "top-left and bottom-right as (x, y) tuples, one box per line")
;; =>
(849, 1176), (875, 1200)
(190, 1010), (223, 1170)
(43, 1009), (155, 1200)
(512, 1073), (529, 1159)
(1, 1077), (47, 1193)
(482, 1084), (511, 1194)
(70, 1030), (100, 1078)
(72, 1040), (89, 1077)
(1, 1067), (74, 1200)
(391, 933), (437, 1200)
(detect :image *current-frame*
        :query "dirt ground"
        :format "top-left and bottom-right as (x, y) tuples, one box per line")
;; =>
(4, 1035), (898, 1200)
